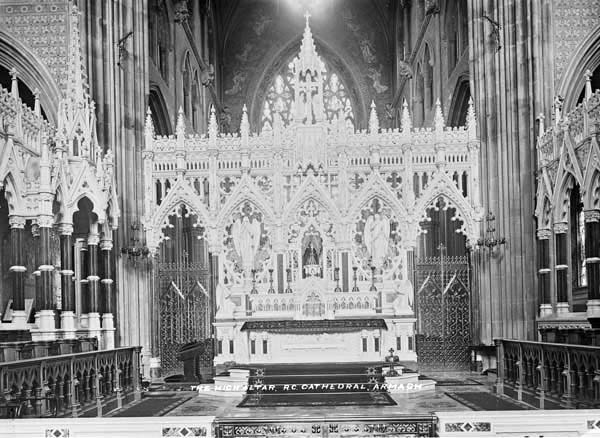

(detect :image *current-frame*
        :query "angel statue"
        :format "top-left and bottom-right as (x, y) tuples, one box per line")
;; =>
(231, 216), (262, 273)
(363, 213), (390, 269)
(216, 283), (236, 319)
(392, 279), (414, 315)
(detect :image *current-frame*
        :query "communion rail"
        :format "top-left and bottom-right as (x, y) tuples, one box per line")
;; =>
(495, 339), (600, 408)
(0, 346), (142, 418)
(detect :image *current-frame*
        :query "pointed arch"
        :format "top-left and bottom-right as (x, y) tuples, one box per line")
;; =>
(149, 178), (211, 232)
(585, 169), (600, 212)
(282, 175), (342, 224)
(553, 171), (577, 223)
(2, 172), (24, 216)
(348, 172), (409, 220)
(414, 171), (478, 242)
(216, 176), (276, 230)
(250, 35), (367, 130)
(0, 30), (61, 123)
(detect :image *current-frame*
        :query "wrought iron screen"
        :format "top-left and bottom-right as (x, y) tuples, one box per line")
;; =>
(414, 255), (471, 370)
(158, 260), (211, 375)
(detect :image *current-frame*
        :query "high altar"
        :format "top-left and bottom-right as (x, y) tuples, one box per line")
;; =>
(143, 16), (482, 366)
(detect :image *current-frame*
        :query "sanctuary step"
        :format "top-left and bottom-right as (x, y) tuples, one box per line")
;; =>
(245, 362), (386, 394)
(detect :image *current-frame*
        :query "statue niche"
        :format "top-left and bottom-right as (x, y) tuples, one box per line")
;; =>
(302, 229), (322, 278)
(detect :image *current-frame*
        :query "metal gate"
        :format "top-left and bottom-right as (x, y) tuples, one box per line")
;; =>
(414, 254), (471, 370)
(158, 260), (211, 376)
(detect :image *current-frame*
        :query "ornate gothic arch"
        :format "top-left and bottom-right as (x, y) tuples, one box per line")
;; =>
(146, 178), (211, 253)
(249, 36), (367, 131)
(216, 175), (276, 230)
(2, 172), (24, 216)
(348, 172), (409, 221)
(558, 24), (600, 111)
(414, 171), (479, 244)
(553, 171), (577, 224)
(283, 175), (342, 224)
(0, 30), (60, 124)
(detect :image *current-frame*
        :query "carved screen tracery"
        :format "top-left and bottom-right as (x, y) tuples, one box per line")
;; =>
(262, 60), (355, 130)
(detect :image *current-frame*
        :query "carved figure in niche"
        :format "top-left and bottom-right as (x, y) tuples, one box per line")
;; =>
(232, 216), (261, 272)
(364, 213), (390, 268)
(393, 279), (414, 315)
(216, 283), (236, 319)
(302, 233), (321, 266)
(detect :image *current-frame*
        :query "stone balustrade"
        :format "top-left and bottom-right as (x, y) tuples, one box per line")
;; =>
(495, 338), (600, 409)
(0, 346), (141, 418)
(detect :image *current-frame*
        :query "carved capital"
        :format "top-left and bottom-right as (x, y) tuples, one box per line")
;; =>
(58, 223), (74, 236)
(9, 216), (26, 229)
(584, 210), (600, 223)
(100, 239), (114, 251)
(537, 228), (552, 240)
(554, 222), (568, 234)
(88, 233), (100, 246)
(37, 215), (54, 228)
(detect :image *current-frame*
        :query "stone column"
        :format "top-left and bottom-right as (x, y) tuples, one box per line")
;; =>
(554, 223), (569, 314)
(100, 232), (115, 349)
(87, 224), (102, 339)
(33, 217), (56, 340)
(585, 210), (600, 319)
(59, 224), (76, 339)
(8, 217), (27, 327)
(537, 229), (552, 317)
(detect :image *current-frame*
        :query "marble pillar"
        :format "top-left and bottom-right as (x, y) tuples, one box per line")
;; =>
(554, 223), (569, 314)
(585, 210), (600, 318)
(100, 235), (115, 349)
(87, 226), (102, 339)
(537, 230), (552, 317)
(59, 224), (76, 339)
(8, 217), (27, 327)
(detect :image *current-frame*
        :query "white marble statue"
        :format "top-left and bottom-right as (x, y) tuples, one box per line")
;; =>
(393, 279), (414, 315)
(232, 216), (261, 272)
(364, 213), (390, 268)
(216, 283), (236, 319)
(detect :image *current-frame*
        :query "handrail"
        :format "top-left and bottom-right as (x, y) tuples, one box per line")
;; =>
(495, 338), (600, 352)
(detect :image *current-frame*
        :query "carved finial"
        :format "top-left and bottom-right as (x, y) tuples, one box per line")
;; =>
(33, 88), (41, 116)
(10, 68), (19, 101)
(537, 113), (545, 138)
(585, 69), (593, 101)
(401, 99), (412, 132)
(208, 104), (218, 137)
(369, 100), (379, 133)
(553, 95), (563, 125)
(145, 107), (155, 138)
(434, 98), (444, 131)
(67, 5), (87, 103)
(241, 104), (249, 139)
(466, 96), (476, 137)
(304, 10), (311, 29)
(176, 106), (186, 137)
